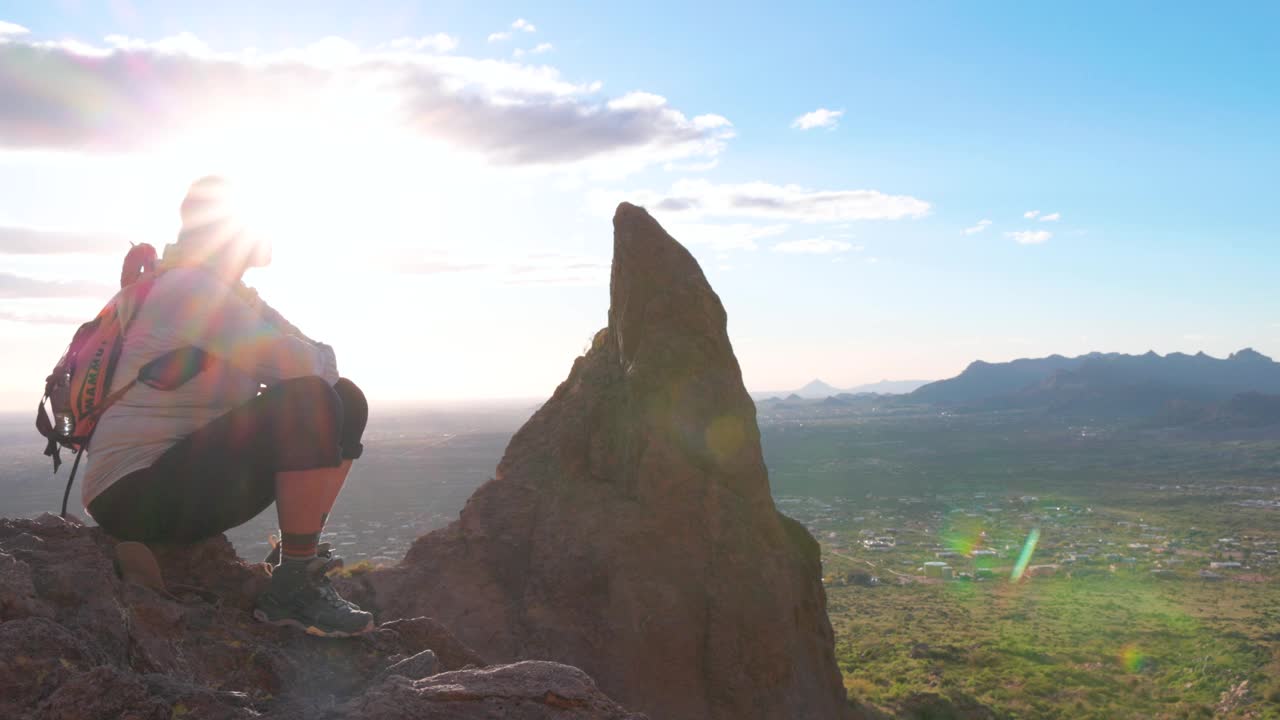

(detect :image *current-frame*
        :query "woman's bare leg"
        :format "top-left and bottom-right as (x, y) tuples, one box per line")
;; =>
(274, 460), (353, 562)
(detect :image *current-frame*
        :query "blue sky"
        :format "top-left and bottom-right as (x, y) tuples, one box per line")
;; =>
(0, 2), (1277, 408)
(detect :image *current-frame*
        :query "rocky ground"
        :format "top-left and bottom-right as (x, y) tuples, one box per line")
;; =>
(0, 513), (644, 720)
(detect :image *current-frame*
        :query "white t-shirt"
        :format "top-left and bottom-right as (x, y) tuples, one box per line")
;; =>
(82, 267), (338, 508)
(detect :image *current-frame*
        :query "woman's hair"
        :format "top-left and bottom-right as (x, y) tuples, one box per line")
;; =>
(172, 176), (270, 272)
(180, 175), (235, 230)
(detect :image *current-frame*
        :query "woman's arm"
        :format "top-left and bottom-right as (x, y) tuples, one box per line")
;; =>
(238, 284), (316, 343)
(166, 271), (339, 385)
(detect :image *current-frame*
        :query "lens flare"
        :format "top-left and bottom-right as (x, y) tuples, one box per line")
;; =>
(705, 414), (746, 465)
(1119, 644), (1148, 672)
(941, 515), (986, 556)
(1009, 527), (1041, 581)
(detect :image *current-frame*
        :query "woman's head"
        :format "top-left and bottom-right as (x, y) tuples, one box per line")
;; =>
(177, 176), (271, 276)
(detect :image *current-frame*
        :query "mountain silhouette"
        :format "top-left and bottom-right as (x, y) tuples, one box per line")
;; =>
(797, 379), (844, 398)
(754, 378), (930, 400)
(912, 348), (1280, 418)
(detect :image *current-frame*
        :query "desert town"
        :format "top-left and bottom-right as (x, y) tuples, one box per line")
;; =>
(777, 490), (1280, 588)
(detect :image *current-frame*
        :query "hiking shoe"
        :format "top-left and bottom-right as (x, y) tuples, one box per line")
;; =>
(252, 557), (374, 637)
(262, 540), (359, 611)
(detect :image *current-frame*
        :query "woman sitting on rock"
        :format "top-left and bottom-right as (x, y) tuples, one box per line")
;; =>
(84, 176), (374, 637)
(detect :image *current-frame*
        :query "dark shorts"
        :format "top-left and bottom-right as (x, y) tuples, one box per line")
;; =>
(89, 376), (367, 544)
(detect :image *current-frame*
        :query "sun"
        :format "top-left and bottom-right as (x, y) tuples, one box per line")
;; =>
(153, 110), (442, 329)
(147, 94), (490, 367)
(165, 88), (419, 252)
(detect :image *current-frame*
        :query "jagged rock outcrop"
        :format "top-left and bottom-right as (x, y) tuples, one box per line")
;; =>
(365, 203), (848, 719)
(0, 514), (642, 720)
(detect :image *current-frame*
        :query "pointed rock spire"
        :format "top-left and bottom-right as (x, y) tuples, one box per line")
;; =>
(370, 203), (848, 720)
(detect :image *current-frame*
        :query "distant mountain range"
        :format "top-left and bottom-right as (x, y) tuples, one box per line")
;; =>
(911, 348), (1280, 423)
(752, 378), (931, 400)
(751, 350), (1280, 427)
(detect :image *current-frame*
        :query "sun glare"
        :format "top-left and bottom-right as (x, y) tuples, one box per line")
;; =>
(164, 82), (425, 252)
(146, 102), (491, 399)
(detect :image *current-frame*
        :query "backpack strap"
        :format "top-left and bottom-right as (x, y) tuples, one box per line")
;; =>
(60, 447), (86, 518)
(81, 277), (156, 429)
(120, 276), (157, 336)
(79, 379), (139, 426)
(34, 392), (63, 471)
(45, 375), (139, 519)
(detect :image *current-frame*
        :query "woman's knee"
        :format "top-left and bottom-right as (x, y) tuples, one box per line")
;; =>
(277, 376), (365, 459)
(333, 378), (368, 424)
(333, 378), (367, 459)
(274, 375), (343, 437)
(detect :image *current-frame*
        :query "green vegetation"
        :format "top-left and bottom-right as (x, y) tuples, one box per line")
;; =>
(763, 405), (1280, 718)
(330, 558), (391, 577)
(828, 569), (1278, 719)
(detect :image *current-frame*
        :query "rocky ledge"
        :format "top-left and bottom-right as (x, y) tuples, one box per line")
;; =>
(0, 514), (643, 720)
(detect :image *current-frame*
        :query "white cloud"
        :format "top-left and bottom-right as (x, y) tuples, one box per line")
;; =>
(606, 91), (668, 111)
(1023, 209), (1041, 219)
(1039, 212), (1061, 222)
(0, 31), (732, 173)
(512, 18), (537, 33)
(663, 222), (788, 252)
(0, 225), (131, 254)
(0, 272), (113, 298)
(105, 31), (210, 55)
(663, 158), (720, 172)
(0, 20), (29, 36)
(616, 178), (930, 222)
(791, 108), (844, 130)
(963, 219), (992, 235)
(487, 32), (511, 43)
(504, 254), (607, 287)
(693, 114), (732, 130)
(772, 237), (856, 254)
(386, 249), (607, 287)
(514, 43), (552, 59)
(386, 33), (459, 53)
(0, 309), (81, 325)
(1005, 230), (1052, 245)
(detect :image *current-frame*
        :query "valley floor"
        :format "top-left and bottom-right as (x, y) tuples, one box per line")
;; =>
(764, 406), (1280, 718)
(828, 571), (1278, 719)
(797, 486), (1280, 719)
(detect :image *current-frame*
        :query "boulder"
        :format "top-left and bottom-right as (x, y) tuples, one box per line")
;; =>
(334, 661), (645, 720)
